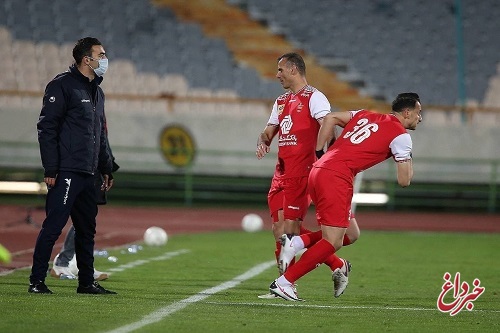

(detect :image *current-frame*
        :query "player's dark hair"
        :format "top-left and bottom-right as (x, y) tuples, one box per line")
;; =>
(278, 52), (306, 76)
(73, 37), (102, 65)
(392, 92), (420, 112)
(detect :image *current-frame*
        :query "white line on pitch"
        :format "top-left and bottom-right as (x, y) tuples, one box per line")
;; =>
(103, 260), (276, 333)
(0, 249), (191, 277)
(107, 249), (190, 272)
(201, 301), (500, 313)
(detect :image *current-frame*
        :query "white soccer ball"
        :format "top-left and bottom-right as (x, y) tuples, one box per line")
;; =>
(241, 213), (264, 232)
(144, 226), (168, 246)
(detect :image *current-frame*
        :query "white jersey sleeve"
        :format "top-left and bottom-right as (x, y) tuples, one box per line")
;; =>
(390, 133), (412, 161)
(349, 110), (362, 118)
(267, 100), (279, 125)
(309, 91), (331, 120)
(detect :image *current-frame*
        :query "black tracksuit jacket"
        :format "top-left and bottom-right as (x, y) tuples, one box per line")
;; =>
(37, 64), (112, 177)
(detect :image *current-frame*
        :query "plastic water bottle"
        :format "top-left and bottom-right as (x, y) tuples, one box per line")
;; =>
(107, 256), (118, 262)
(127, 245), (141, 253)
(93, 249), (108, 257)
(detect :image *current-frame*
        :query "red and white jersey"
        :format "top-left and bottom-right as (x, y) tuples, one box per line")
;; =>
(268, 85), (330, 178)
(316, 109), (412, 177)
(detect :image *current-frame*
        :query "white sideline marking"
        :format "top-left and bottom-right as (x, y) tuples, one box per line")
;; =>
(0, 249), (190, 277)
(206, 301), (434, 311)
(104, 260), (276, 333)
(202, 301), (500, 314)
(107, 249), (190, 272)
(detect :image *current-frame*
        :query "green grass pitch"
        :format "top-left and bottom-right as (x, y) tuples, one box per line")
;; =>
(1, 229), (499, 332)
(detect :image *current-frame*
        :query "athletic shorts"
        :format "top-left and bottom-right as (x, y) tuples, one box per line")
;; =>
(308, 167), (353, 228)
(267, 175), (309, 222)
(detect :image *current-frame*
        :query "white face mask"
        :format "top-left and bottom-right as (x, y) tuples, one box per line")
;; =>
(88, 57), (108, 77)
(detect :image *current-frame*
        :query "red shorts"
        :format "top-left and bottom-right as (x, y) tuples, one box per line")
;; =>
(308, 167), (353, 228)
(267, 176), (309, 222)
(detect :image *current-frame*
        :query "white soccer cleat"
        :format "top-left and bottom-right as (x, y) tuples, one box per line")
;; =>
(269, 280), (303, 301)
(332, 258), (351, 298)
(278, 234), (296, 275)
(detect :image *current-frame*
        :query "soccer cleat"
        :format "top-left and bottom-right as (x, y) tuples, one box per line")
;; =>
(77, 281), (117, 294)
(50, 264), (77, 280)
(257, 292), (280, 299)
(93, 269), (110, 281)
(332, 259), (351, 298)
(269, 280), (303, 301)
(28, 281), (53, 294)
(278, 234), (296, 275)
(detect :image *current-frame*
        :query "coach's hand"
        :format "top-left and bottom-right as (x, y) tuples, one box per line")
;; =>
(44, 176), (57, 189)
(101, 174), (114, 191)
(43, 170), (58, 189)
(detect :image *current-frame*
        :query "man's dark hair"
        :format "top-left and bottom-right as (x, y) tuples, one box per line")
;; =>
(278, 52), (306, 76)
(73, 37), (102, 64)
(391, 92), (420, 112)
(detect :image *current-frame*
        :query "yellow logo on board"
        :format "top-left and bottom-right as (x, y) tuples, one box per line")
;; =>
(159, 125), (196, 168)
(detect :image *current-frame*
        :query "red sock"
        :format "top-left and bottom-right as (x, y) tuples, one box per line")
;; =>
(284, 239), (335, 283)
(343, 234), (351, 246)
(301, 230), (322, 248)
(324, 253), (343, 270)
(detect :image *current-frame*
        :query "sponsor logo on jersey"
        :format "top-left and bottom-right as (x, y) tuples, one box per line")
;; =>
(279, 115), (297, 146)
(277, 104), (284, 116)
(280, 115), (293, 134)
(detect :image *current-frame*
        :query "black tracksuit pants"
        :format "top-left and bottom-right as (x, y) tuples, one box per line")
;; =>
(30, 171), (98, 286)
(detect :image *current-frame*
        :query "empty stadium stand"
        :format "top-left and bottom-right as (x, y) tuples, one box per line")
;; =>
(2, 0), (498, 111)
(236, 0), (500, 107)
(0, 0), (284, 101)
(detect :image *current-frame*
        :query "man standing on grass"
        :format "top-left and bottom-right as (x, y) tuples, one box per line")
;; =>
(29, 37), (116, 295)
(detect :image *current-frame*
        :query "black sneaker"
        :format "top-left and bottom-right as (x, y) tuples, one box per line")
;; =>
(28, 281), (53, 294)
(77, 281), (117, 294)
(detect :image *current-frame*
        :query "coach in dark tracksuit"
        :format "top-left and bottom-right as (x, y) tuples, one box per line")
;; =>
(29, 37), (116, 295)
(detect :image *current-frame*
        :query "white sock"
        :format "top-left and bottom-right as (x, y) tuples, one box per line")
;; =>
(277, 275), (292, 286)
(291, 236), (305, 251)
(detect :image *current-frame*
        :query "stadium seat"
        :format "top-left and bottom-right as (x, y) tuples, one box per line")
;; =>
(241, 0), (499, 106)
(0, 0), (498, 109)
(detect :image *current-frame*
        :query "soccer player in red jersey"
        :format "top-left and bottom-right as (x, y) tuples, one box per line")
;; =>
(270, 92), (422, 301)
(256, 53), (358, 298)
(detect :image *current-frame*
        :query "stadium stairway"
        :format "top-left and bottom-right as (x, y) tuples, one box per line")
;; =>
(153, 0), (389, 112)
